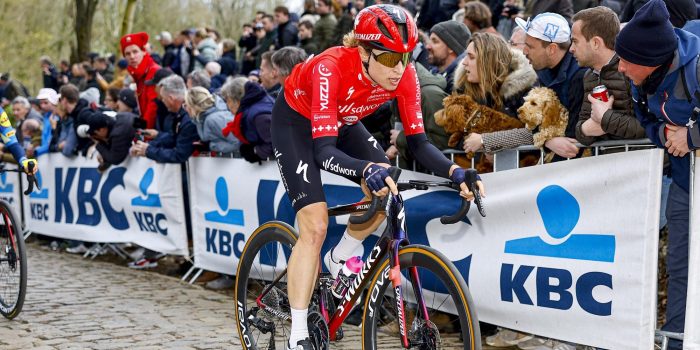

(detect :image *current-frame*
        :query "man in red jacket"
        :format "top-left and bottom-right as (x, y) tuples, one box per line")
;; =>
(121, 32), (160, 129)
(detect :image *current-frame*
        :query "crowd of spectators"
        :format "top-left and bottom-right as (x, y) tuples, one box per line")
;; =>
(1, 0), (699, 348)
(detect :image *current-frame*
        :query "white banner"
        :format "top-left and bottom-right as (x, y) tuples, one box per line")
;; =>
(189, 150), (663, 349)
(686, 152), (700, 349)
(23, 154), (188, 255)
(0, 164), (23, 224)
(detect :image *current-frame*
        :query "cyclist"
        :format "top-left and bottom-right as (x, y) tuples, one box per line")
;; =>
(0, 107), (39, 175)
(271, 5), (485, 349)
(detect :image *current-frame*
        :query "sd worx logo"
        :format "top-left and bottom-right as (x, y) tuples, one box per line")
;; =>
(501, 185), (615, 316)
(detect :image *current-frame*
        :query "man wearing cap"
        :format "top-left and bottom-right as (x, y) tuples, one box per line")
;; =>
(426, 20), (471, 93)
(33, 88), (60, 157)
(84, 111), (136, 171)
(516, 12), (586, 159)
(157, 31), (178, 71)
(117, 88), (138, 114)
(121, 31), (161, 129)
(616, 1), (700, 347)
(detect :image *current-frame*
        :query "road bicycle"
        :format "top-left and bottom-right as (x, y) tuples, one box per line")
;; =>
(0, 164), (38, 320)
(235, 167), (485, 349)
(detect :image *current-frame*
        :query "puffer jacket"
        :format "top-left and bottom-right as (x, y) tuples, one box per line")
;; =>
(194, 105), (239, 153)
(575, 54), (646, 145)
(194, 37), (218, 70)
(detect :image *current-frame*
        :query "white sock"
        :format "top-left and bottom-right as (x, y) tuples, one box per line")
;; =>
(288, 307), (309, 348)
(332, 231), (363, 262)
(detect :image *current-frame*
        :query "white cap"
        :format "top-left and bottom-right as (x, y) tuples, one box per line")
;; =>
(36, 88), (59, 105)
(515, 13), (571, 43)
(156, 31), (172, 42)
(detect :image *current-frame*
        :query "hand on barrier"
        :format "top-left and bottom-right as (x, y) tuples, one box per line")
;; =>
(240, 144), (263, 163)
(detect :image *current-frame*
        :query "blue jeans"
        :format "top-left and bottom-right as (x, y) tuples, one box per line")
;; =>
(662, 183), (689, 350)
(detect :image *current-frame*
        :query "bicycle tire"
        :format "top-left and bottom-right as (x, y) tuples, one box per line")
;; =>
(0, 200), (26, 320)
(361, 245), (481, 350)
(235, 221), (298, 350)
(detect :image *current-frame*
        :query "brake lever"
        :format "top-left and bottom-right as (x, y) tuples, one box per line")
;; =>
(465, 170), (485, 217)
(23, 163), (39, 196)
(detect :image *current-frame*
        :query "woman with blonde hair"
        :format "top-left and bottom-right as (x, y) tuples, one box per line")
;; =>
(184, 86), (238, 153)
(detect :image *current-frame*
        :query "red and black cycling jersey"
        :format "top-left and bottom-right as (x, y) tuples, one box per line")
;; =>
(284, 47), (426, 138)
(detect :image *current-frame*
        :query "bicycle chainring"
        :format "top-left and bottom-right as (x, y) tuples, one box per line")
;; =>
(307, 311), (330, 350)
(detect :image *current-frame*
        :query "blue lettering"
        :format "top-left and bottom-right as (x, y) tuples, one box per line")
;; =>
(134, 212), (148, 231)
(31, 203), (49, 221)
(100, 167), (128, 230)
(76, 168), (101, 226)
(536, 267), (573, 310)
(576, 272), (612, 316)
(144, 212), (156, 232)
(219, 230), (232, 256)
(234, 232), (245, 258)
(54, 167), (76, 224)
(155, 213), (167, 236)
(500, 264), (534, 305)
(206, 228), (217, 254)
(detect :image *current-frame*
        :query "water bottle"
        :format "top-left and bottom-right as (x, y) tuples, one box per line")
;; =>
(331, 256), (363, 299)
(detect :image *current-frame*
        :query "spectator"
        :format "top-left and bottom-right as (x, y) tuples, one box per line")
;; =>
(205, 62), (227, 92)
(185, 86), (239, 153)
(220, 77), (274, 162)
(239, 24), (259, 75)
(157, 31), (178, 70)
(298, 20), (319, 55)
(516, 12), (586, 159)
(93, 57), (114, 83)
(0, 73), (29, 106)
(117, 88), (138, 114)
(621, 0), (697, 28)
(192, 28), (218, 70)
(275, 6), (299, 48)
(80, 87), (101, 109)
(331, 0), (357, 47)
(130, 75), (198, 164)
(426, 20), (472, 93)
(146, 43), (162, 65)
(248, 69), (261, 84)
(217, 39), (239, 77)
(616, 2), (699, 348)
(314, 0), (338, 51)
(508, 26), (527, 52)
(82, 111), (136, 171)
(171, 30), (194, 77)
(570, 6), (645, 146)
(456, 33), (538, 154)
(144, 68), (175, 137)
(10, 96), (42, 147)
(34, 88), (59, 157)
(270, 47), (308, 86)
(523, 0), (574, 23)
(463, 1), (500, 36)
(187, 69), (211, 90)
(69, 63), (87, 91)
(417, 0), (460, 31)
(59, 84), (94, 156)
(97, 59), (129, 91)
(103, 87), (120, 111)
(495, 0), (525, 39)
(260, 51), (282, 98)
(121, 31), (161, 129)
(47, 96), (74, 157)
(2, 118), (42, 164)
(40, 56), (61, 90)
(84, 67), (101, 96)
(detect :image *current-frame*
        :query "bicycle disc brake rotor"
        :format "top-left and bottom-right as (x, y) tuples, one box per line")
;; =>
(410, 318), (442, 350)
(307, 311), (329, 350)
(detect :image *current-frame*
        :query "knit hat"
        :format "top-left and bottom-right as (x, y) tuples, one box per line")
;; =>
(120, 32), (149, 55)
(118, 88), (138, 110)
(615, 0), (677, 67)
(430, 20), (471, 56)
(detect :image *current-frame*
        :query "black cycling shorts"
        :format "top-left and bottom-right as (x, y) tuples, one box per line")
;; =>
(271, 93), (389, 212)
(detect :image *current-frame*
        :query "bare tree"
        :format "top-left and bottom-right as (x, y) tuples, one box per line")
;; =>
(117, 0), (138, 57)
(71, 0), (99, 63)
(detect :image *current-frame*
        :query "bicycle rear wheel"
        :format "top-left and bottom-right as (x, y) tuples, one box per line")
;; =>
(235, 221), (298, 350)
(0, 201), (26, 319)
(362, 244), (480, 350)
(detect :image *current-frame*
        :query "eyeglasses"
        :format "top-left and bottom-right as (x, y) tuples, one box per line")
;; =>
(370, 50), (410, 68)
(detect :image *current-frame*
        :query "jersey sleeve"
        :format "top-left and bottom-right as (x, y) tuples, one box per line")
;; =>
(310, 59), (341, 138)
(0, 107), (26, 163)
(394, 63), (425, 136)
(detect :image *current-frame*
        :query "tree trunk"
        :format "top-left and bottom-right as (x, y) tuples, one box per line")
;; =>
(71, 0), (99, 64)
(117, 0), (138, 58)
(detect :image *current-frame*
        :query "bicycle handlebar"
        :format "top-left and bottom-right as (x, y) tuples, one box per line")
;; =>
(0, 163), (40, 196)
(349, 167), (402, 225)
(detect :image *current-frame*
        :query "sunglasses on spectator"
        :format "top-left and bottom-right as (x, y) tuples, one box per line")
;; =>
(370, 50), (410, 68)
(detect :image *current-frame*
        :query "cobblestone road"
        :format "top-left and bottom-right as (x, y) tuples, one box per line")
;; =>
(1, 244), (501, 349)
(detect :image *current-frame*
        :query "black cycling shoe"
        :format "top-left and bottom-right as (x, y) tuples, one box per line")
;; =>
(286, 338), (313, 350)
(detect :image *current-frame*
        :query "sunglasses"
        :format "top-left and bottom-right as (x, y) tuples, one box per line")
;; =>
(370, 50), (410, 68)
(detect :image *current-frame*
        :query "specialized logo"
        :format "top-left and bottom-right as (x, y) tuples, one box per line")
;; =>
(318, 64), (331, 111)
(29, 170), (49, 199)
(205, 177), (244, 226)
(355, 33), (382, 41)
(368, 136), (379, 150)
(322, 157), (357, 177)
(346, 86), (355, 101)
(296, 160), (310, 184)
(293, 88), (306, 99)
(131, 168), (162, 207)
(0, 172), (14, 194)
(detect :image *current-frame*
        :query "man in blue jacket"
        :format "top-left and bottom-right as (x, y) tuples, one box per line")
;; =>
(616, 1), (700, 348)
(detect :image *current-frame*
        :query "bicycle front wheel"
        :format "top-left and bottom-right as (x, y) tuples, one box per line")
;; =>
(362, 244), (480, 350)
(0, 201), (26, 319)
(235, 221), (298, 350)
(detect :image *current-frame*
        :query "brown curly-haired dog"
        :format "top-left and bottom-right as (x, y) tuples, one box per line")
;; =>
(435, 94), (525, 148)
(517, 87), (569, 161)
